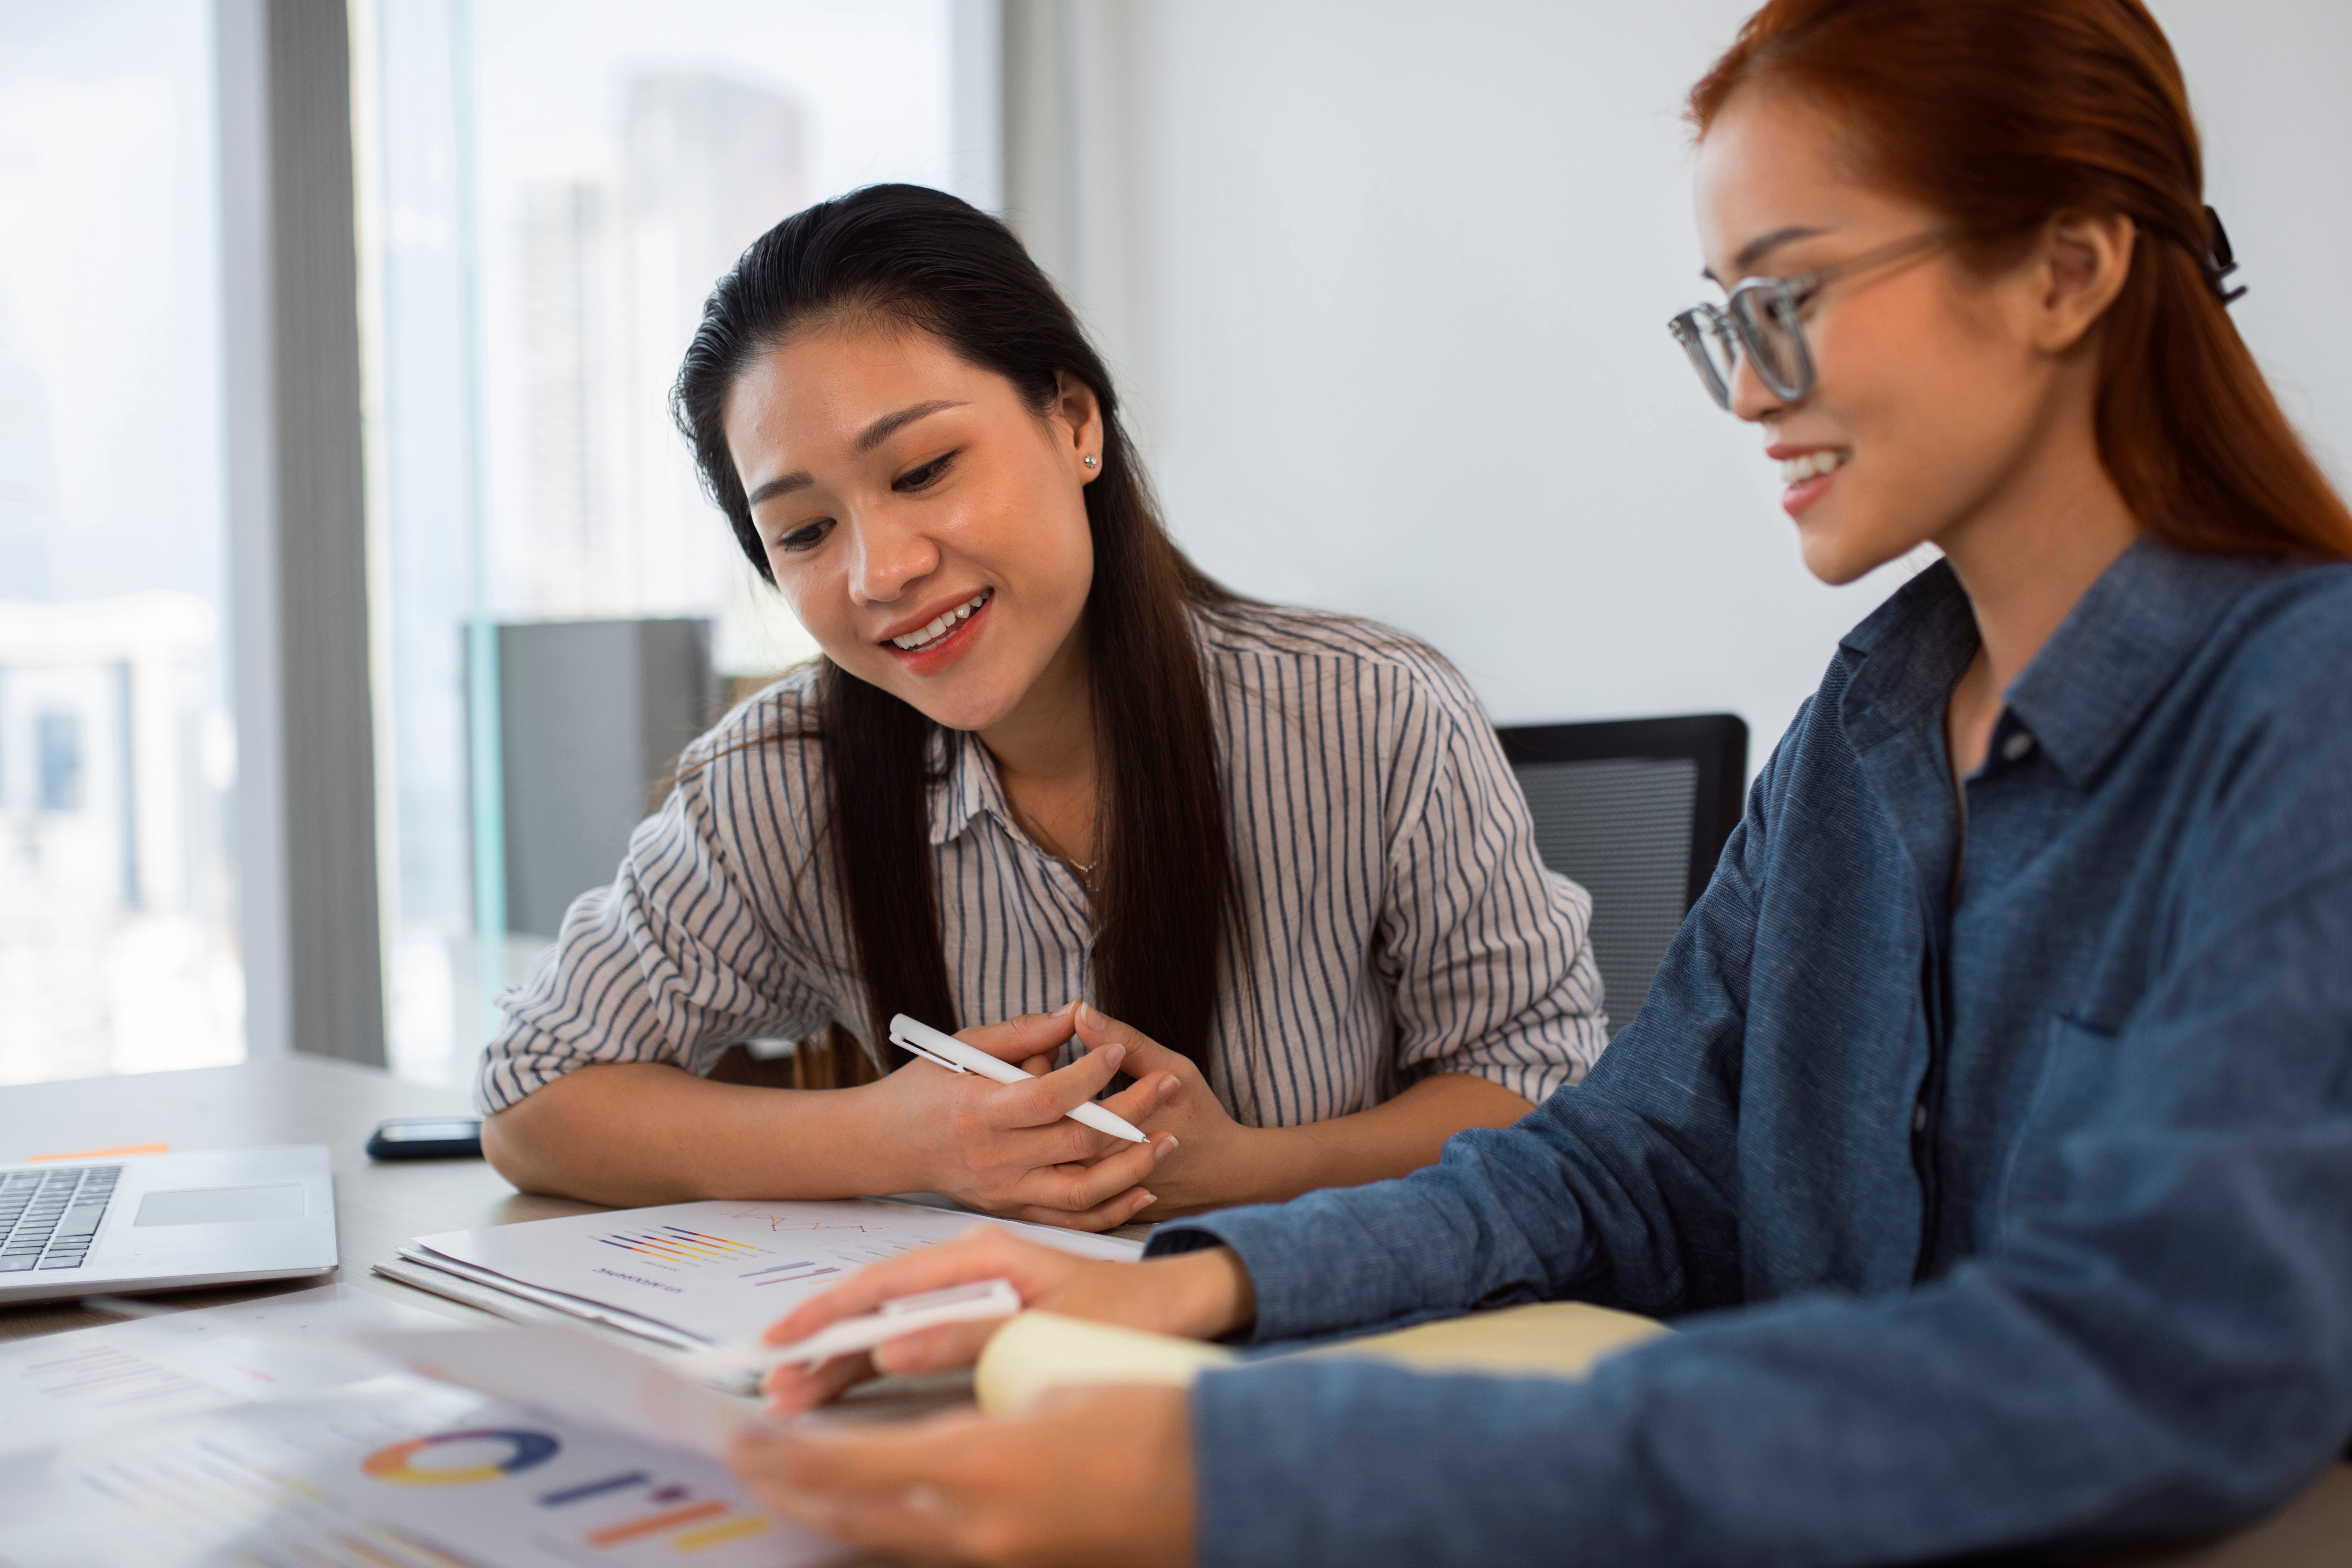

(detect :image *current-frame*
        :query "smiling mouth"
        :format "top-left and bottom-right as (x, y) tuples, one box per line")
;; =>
(886, 588), (992, 653)
(1778, 449), (1849, 485)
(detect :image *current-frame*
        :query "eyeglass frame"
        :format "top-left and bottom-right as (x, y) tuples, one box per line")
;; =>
(1668, 228), (1958, 411)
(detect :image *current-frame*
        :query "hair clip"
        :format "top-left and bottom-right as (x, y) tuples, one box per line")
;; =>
(2203, 204), (2246, 307)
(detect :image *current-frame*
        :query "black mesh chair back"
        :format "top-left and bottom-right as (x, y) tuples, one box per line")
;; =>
(1496, 715), (1748, 1036)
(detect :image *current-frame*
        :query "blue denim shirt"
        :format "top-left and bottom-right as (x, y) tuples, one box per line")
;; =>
(1148, 541), (2352, 1566)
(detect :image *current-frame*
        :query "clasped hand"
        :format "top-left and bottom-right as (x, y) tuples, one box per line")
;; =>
(863, 1001), (1184, 1230)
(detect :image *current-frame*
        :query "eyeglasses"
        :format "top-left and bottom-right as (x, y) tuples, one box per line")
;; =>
(1668, 229), (1955, 411)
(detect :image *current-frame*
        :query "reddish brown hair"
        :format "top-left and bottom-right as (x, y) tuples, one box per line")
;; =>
(1690, 0), (2352, 562)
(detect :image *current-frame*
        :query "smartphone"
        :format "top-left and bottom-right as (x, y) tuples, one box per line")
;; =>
(365, 1117), (484, 1161)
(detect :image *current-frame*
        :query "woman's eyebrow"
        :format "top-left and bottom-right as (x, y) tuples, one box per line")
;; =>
(746, 470), (812, 506)
(745, 400), (970, 506)
(1703, 224), (1831, 284)
(855, 399), (965, 453)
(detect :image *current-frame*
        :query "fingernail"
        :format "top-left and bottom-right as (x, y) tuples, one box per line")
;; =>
(1102, 1042), (1125, 1070)
(1077, 1001), (1098, 1027)
(1056, 999), (1079, 1016)
(1154, 1136), (1177, 1161)
(1157, 1075), (1178, 1102)
(1136, 1191), (1156, 1206)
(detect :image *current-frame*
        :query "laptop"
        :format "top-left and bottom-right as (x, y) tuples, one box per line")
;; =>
(0, 1146), (337, 1305)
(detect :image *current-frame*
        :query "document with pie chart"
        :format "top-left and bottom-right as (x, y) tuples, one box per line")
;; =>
(0, 1372), (839, 1568)
(402, 1198), (1141, 1346)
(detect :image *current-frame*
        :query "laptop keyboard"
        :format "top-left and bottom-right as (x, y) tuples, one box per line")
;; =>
(0, 1165), (121, 1273)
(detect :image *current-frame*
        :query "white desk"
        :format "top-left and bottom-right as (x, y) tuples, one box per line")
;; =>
(3, 1059), (2343, 1565)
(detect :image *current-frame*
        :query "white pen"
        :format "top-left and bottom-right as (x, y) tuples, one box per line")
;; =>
(665, 1278), (1024, 1390)
(888, 1013), (1149, 1144)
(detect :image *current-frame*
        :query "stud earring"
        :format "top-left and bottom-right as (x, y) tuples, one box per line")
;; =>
(1082, 454), (1099, 468)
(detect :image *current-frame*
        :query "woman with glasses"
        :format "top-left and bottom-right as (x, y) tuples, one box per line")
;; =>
(723, 1), (2352, 1563)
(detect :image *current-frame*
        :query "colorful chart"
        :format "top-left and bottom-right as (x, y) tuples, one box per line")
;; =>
(415, 1197), (1140, 1345)
(0, 1373), (830, 1568)
(358, 1428), (777, 1555)
(536, 1466), (774, 1555)
(595, 1226), (767, 1266)
(363, 1427), (562, 1485)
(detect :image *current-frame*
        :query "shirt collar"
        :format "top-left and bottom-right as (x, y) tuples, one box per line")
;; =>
(2001, 538), (2285, 788)
(928, 725), (1004, 846)
(1840, 538), (2283, 791)
(924, 600), (1223, 846)
(1835, 558), (1980, 759)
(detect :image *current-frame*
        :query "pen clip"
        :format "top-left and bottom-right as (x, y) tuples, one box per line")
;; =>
(889, 1016), (969, 1073)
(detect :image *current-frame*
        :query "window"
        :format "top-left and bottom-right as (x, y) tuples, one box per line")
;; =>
(359, 0), (976, 1086)
(0, 0), (243, 1085)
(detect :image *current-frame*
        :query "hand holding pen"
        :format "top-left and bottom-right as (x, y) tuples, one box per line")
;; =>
(890, 1015), (1150, 1143)
(857, 1002), (1180, 1231)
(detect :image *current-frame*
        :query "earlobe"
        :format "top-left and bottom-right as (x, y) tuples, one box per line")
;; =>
(2038, 213), (2135, 351)
(1052, 368), (1105, 478)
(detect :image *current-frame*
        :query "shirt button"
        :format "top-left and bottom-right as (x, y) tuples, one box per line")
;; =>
(2001, 730), (2035, 762)
(1911, 1102), (1929, 1134)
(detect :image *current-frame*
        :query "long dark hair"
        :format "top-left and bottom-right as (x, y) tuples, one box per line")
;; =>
(1690, 0), (2352, 562)
(671, 184), (1242, 1070)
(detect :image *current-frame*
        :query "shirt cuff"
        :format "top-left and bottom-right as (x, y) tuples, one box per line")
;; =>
(1142, 1187), (1471, 1347)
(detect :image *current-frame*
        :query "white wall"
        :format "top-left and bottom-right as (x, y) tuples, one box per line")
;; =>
(1071, 0), (2352, 764)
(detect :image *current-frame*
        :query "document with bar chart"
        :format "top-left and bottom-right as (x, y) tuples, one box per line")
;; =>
(404, 1199), (1141, 1345)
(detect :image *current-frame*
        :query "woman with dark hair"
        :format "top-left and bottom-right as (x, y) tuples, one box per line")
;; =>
(728, 2), (2352, 1562)
(477, 184), (1605, 1227)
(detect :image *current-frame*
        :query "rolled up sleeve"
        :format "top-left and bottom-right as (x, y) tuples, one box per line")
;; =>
(474, 766), (832, 1115)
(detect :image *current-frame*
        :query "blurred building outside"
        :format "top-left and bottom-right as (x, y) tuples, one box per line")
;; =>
(0, 0), (240, 1088)
(0, 595), (242, 1084)
(364, 1), (956, 1089)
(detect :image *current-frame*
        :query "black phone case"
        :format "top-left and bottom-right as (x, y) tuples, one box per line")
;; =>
(364, 1121), (484, 1161)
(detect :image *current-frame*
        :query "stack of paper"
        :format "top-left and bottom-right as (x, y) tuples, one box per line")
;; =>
(378, 1197), (1143, 1350)
(0, 1286), (844, 1568)
(0, 1284), (448, 1457)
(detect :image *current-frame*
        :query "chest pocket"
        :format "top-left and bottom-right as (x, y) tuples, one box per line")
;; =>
(1997, 1014), (2130, 1233)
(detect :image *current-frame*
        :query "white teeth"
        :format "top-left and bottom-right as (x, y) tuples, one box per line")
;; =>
(891, 590), (992, 650)
(1778, 450), (1848, 485)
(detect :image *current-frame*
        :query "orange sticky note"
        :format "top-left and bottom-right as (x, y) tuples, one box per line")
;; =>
(26, 1143), (169, 1162)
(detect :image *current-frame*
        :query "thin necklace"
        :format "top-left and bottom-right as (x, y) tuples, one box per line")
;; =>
(1010, 796), (1096, 881)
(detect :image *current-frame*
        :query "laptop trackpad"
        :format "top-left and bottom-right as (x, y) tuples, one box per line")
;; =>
(134, 1184), (307, 1227)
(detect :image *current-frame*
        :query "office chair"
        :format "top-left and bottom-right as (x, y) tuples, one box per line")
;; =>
(1496, 714), (1748, 1036)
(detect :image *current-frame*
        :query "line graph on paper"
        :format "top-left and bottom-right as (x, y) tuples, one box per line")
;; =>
(715, 1206), (974, 1271)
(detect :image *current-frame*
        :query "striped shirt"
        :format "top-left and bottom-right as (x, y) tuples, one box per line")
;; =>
(476, 600), (1608, 1122)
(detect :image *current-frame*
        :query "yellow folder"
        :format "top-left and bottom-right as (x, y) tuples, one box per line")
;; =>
(975, 1300), (1668, 1414)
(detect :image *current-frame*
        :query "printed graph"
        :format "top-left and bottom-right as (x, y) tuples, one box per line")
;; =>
(715, 1204), (969, 1269)
(354, 1434), (777, 1557)
(29, 1388), (805, 1568)
(17, 1341), (222, 1416)
(593, 1227), (769, 1268)
(592, 1225), (850, 1284)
